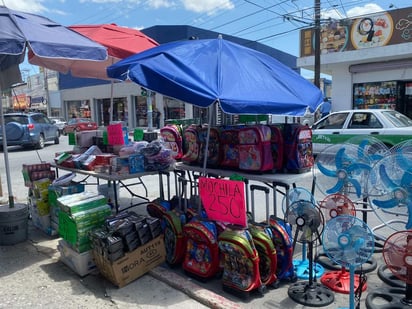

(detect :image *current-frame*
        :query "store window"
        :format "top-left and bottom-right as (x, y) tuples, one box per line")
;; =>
(164, 97), (185, 120)
(67, 100), (91, 119)
(96, 97), (127, 126)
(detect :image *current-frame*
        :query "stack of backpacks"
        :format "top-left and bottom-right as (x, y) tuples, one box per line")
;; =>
(160, 122), (314, 174)
(146, 171), (297, 299)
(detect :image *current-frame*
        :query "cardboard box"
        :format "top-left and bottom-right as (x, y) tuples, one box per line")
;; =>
(58, 239), (97, 277)
(93, 235), (165, 288)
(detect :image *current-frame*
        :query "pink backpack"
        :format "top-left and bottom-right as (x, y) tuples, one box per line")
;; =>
(238, 125), (274, 172)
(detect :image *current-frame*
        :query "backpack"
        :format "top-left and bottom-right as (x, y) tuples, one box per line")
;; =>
(160, 124), (183, 160)
(220, 127), (240, 170)
(282, 123), (314, 173)
(182, 219), (222, 281)
(238, 125), (274, 172)
(268, 125), (284, 172)
(268, 216), (296, 283)
(197, 126), (221, 167)
(248, 223), (278, 288)
(218, 225), (266, 298)
(182, 125), (202, 164)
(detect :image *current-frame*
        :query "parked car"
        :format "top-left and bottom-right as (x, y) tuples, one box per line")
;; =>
(0, 112), (60, 150)
(49, 117), (67, 133)
(62, 118), (98, 135)
(311, 109), (412, 155)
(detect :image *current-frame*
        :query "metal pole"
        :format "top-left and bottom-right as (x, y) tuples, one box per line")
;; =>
(0, 94), (15, 207)
(314, 0), (321, 89)
(147, 91), (153, 132)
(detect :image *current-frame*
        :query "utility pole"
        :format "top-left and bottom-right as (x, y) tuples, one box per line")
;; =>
(314, 0), (321, 89)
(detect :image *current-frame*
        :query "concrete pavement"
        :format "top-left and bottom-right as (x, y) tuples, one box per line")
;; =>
(0, 158), (400, 309)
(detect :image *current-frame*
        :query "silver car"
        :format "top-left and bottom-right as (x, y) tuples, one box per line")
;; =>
(49, 117), (67, 133)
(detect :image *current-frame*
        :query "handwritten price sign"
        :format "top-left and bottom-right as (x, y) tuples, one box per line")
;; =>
(198, 177), (247, 227)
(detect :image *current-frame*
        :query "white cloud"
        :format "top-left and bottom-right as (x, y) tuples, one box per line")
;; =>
(3, 0), (47, 14)
(147, 0), (177, 9)
(181, 0), (235, 13)
(346, 3), (385, 17)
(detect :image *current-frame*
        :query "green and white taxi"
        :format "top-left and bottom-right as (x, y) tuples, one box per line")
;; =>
(311, 109), (412, 155)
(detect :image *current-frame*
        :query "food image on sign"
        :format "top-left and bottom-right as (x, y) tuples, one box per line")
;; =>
(320, 21), (348, 54)
(351, 12), (394, 49)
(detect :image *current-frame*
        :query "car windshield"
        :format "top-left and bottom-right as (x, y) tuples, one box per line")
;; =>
(383, 110), (412, 127)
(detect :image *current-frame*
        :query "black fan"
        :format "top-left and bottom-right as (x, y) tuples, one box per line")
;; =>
(282, 187), (324, 280)
(286, 200), (334, 307)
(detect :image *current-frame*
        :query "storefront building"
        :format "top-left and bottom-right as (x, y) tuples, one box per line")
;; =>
(297, 7), (412, 117)
(57, 25), (298, 128)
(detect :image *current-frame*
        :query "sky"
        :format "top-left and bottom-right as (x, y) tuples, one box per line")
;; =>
(3, 0), (411, 78)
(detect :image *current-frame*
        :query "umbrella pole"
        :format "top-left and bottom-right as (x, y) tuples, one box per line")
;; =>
(109, 80), (114, 124)
(147, 91), (153, 132)
(0, 95), (14, 207)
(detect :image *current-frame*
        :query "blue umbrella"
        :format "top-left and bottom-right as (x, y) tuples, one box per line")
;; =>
(0, 6), (107, 208)
(107, 36), (323, 116)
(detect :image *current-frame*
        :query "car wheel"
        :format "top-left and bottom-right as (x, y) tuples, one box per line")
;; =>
(36, 134), (45, 149)
(54, 131), (60, 144)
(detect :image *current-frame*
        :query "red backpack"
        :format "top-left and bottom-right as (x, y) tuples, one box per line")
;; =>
(238, 125), (274, 172)
(160, 124), (183, 160)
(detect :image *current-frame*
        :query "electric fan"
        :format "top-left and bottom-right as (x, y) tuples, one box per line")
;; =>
(323, 215), (375, 309)
(286, 200), (334, 307)
(313, 143), (372, 201)
(367, 152), (412, 235)
(366, 230), (412, 309)
(345, 135), (389, 164)
(367, 152), (412, 288)
(318, 194), (370, 295)
(281, 187), (324, 280)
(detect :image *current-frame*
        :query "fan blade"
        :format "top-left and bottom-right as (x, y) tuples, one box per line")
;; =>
(317, 162), (337, 178)
(395, 153), (412, 170)
(379, 164), (398, 190)
(358, 140), (370, 161)
(335, 148), (346, 170)
(347, 162), (371, 173)
(348, 177), (362, 198)
(372, 198), (399, 209)
(326, 179), (344, 195)
(400, 169), (412, 188)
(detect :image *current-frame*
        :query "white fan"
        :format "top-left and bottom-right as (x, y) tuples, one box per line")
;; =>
(323, 215), (374, 309)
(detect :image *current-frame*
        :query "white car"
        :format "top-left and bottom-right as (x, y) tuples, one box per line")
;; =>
(311, 109), (412, 155)
(49, 117), (67, 133)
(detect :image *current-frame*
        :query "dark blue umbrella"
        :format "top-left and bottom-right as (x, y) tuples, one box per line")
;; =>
(0, 6), (107, 208)
(107, 36), (323, 116)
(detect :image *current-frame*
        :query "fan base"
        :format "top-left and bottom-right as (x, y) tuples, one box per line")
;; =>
(377, 264), (406, 288)
(316, 252), (377, 273)
(321, 269), (367, 294)
(288, 281), (334, 307)
(293, 259), (325, 280)
(366, 287), (412, 309)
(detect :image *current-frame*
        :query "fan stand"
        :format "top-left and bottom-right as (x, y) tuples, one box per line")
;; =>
(367, 280), (412, 308)
(321, 266), (367, 294)
(293, 242), (325, 280)
(288, 218), (334, 307)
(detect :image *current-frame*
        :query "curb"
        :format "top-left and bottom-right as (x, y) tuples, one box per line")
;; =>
(149, 266), (242, 309)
